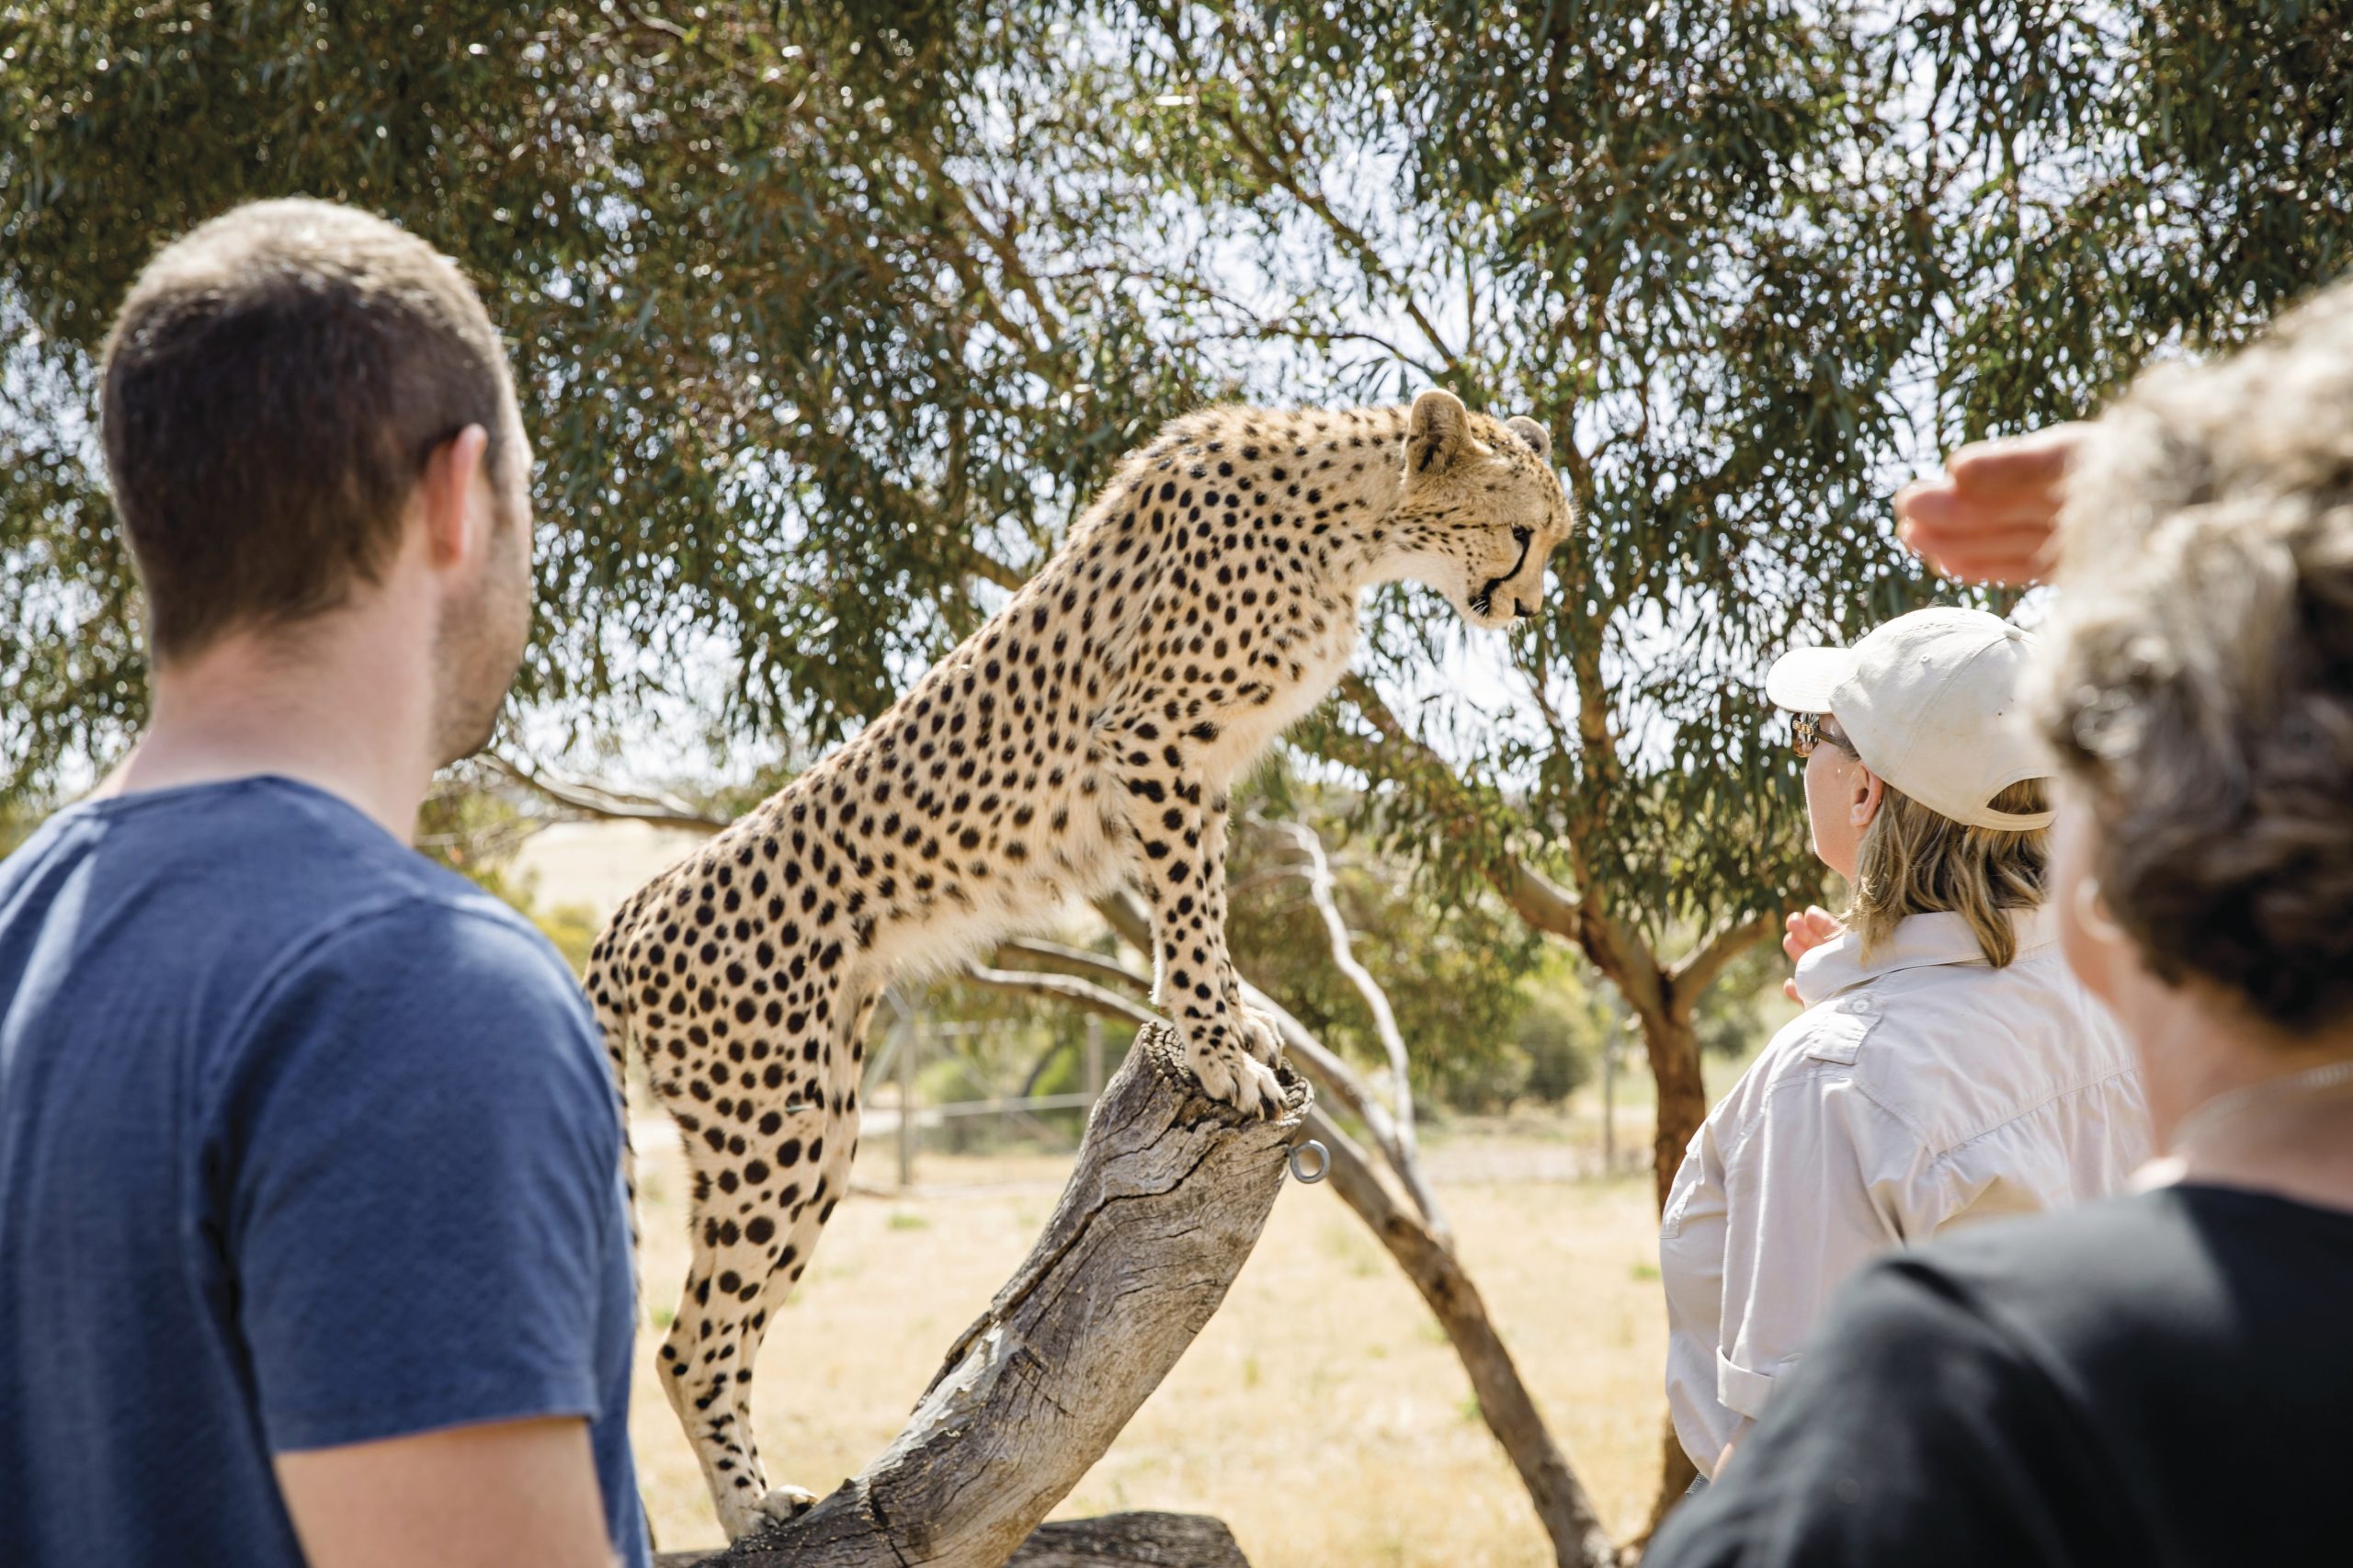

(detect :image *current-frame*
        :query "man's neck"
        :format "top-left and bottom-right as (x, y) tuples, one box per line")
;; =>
(98, 610), (439, 845)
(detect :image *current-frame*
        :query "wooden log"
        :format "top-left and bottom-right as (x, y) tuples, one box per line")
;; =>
(669, 1021), (1308, 1568)
(658, 1511), (1251, 1568)
(1006, 1511), (1254, 1566)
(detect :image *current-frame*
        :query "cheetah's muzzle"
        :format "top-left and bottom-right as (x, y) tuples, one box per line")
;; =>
(1472, 525), (1537, 618)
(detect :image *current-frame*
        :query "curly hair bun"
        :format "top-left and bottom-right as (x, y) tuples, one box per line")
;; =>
(2038, 281), (2353, 1033)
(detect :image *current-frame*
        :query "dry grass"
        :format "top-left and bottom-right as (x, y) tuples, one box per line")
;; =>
(631, 1117), (1670, 1566)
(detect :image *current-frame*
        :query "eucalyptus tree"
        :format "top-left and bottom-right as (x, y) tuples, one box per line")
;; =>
(1078, 0), (2353, 1236)
(10, 2), (2353, 1524)
(0, 0), (1216, 800)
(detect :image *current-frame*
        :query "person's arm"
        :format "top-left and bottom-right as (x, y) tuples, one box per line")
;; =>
(276, 1418), (615, 1568)
(1711, 1065), (1920, 1432)
(1893, 424), (2086, 585)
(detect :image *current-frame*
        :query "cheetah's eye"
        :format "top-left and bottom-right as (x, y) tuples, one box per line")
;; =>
(1511, 527), (1532, 546)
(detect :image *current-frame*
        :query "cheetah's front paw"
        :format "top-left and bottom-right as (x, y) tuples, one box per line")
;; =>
(752, 1483), (818, 1528)
(1185, 1027), (1286, 1119)
(1236, 1002), (1285, 1065)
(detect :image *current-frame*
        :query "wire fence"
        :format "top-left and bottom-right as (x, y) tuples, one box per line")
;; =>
(863, 997), (1114, 1188)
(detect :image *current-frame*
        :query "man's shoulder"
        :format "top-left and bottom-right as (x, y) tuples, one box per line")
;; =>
(66, 775), (554, 968)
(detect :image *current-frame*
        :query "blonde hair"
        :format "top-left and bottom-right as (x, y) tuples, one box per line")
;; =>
(2034, 278), (2353, 1032)
(1848, 778), (2050, 966)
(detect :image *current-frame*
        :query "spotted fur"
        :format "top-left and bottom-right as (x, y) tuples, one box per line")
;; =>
(585, 389), (1572, 1538)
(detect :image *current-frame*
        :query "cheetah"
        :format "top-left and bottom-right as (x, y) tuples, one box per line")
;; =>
(585, 388), (1573, 1540)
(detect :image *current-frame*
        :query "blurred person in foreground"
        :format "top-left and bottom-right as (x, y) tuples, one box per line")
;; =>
(0, 201), (645, 1568)
(1649, 281), (2353, 1565)
(1661, 608), (2145, 1485)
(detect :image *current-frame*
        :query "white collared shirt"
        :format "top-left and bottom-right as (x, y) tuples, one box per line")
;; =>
(1659, 904), (2148, 1478)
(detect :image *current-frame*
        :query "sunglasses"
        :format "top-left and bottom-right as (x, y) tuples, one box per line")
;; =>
(1790, 711), (1856, 758)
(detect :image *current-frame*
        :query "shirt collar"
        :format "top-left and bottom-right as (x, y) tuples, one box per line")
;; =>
(1792, 903), (2059, 1008)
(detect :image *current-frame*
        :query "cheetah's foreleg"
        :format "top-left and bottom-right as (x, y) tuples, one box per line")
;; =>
(1117, 767), (1283, 1114)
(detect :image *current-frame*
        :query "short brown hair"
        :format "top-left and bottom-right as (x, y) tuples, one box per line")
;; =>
(1847, 778), (2050, 968)
(99, 199), (516, 660)
(2037, 278), (2353, 1033)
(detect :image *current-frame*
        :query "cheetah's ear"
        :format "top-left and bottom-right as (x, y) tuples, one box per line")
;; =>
(1406, 388), (1470, 474)
(1506, 415), (1552, 460)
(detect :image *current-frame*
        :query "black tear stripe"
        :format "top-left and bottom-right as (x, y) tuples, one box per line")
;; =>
(1472, 528), (1535, 614)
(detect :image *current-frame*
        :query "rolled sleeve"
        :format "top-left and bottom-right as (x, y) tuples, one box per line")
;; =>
(1716, 1346), (1790, 1421)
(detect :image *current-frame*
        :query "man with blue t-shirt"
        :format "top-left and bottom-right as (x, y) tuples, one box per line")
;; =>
(0, 200), (647, 1568)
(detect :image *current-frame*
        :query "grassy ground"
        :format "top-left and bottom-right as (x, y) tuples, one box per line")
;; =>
(631, 1108), (1676, 1566)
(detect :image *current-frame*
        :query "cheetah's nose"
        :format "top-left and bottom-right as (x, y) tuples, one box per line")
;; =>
(1512, 599), (1537, 619)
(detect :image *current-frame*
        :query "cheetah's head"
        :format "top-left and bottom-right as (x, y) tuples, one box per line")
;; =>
(1384, 389), (1574, 632)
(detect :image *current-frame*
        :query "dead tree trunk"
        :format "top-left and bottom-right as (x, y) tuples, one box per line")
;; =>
(659, 1512), (1252, 1568)
(671, 1023), (1308, 1568)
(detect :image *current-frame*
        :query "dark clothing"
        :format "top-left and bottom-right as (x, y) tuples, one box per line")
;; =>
(0, 777), (647, 1568)
(1647, 1184), (2353, 1568)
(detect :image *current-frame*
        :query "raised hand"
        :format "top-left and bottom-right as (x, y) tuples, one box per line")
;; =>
(1781, 904), (1847, 1003)
(1894, 425), (2086, 586)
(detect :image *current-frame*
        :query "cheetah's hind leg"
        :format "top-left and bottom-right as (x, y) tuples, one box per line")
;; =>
(654, 1096), (831, 1540)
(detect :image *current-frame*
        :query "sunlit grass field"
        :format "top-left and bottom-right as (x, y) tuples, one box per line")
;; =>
(629, 1112), (1675, 1567)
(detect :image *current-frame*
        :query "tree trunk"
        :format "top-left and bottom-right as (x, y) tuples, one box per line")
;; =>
(1006, 1512), (1254, 1566)
(672, 1023), (1308, 1568)
(1304, 1104), (1620, 1568)
(658, 1512), (1253, 1568)
(1638, 1009), (1705, 1217)
(1635, 1009), (1706, 1538)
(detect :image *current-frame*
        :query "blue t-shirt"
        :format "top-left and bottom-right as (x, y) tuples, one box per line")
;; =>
(0, 776), (647, 1567)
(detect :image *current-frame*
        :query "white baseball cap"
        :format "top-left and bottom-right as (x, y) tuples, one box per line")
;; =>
(1765, 607), (2057, 831)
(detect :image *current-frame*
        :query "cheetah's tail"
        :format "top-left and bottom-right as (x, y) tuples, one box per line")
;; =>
(584, 913), (647, 1325)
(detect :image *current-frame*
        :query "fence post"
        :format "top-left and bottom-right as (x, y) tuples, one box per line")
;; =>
(898, 1007), (920, 1190)
(1600, 1033), (1616, 1175)
(1083, 1013), (1105, 1108)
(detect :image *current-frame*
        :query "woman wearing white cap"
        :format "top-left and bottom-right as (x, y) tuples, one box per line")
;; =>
(1658, 605), (2148, 1485)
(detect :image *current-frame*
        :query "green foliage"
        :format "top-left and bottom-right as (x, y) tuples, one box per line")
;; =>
(531, 902), (604, 976)
(1218, 783), (1650, 1112)
(2, 0), (1217, 799)
(1693, 938), (1799, 1062)
(7, 1), (2350, 1067)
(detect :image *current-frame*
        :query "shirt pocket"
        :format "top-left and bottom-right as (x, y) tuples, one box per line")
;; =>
(1802, 998), (1883, 1065)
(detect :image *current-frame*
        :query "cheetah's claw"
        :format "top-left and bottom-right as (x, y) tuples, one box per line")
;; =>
(1236, 1004), (1284, 1065)
(1188, 1037), (1286, 1119)
(752, 1483), (819, 1529)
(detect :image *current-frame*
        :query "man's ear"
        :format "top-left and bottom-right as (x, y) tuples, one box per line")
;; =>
(1406, 388), (1470, 475)
(417, 424), (491, 568)
(1506, 415), (1552, 460)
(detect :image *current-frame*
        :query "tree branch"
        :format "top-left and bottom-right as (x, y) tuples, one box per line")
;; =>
(690, 1026), (1307, 1568)
(1299, 1105), (1619, 1568)
(1075, 887), (1609, 1564)
(992, 937), (1153, 994)
(961, 962), (1161, 1030)
(487, 753), (731, 832)
(1325, 676), (1586, 939)
(1142, 5), (1461, 372)
(1264, 819), (1421, 1157)
(1664, 912), (1776, 999)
